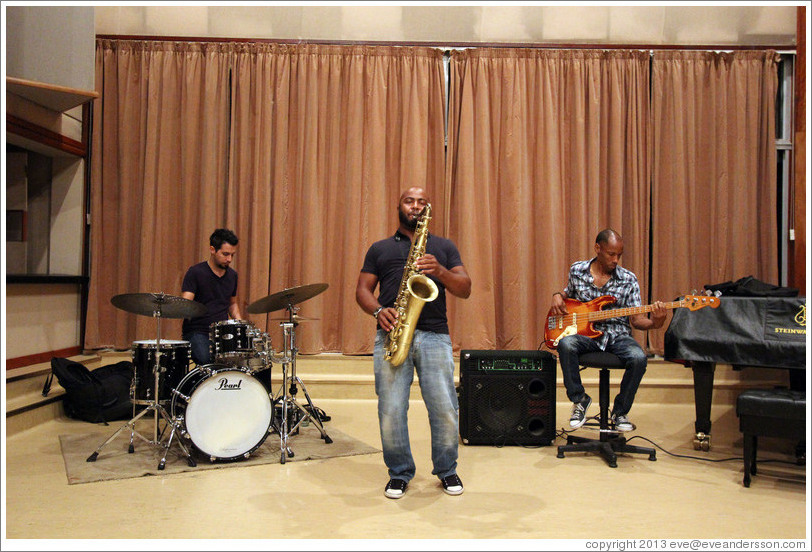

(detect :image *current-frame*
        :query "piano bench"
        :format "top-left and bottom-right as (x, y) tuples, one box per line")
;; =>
(736, 388), (806, 488)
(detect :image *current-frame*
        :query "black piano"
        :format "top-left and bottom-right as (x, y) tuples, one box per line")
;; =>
(664, 296), (806, 450)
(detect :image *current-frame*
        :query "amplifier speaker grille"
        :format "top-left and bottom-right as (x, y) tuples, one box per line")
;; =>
(459, 350), (557, 446)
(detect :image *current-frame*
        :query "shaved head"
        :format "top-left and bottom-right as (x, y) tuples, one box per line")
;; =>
(596, 228), (621, 245)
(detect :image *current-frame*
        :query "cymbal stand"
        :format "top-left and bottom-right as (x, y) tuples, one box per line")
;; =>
(272, 305), (332, 464)
(87, 295), (196, 469)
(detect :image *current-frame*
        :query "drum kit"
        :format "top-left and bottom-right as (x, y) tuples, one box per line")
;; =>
(86, 284), (332, 469)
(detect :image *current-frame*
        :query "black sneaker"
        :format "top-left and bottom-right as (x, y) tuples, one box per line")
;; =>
(611, 412), (635, 432)
(441, 474), (464, 496)
(384, 478), (408, 499)
(569, 395), (592, 429)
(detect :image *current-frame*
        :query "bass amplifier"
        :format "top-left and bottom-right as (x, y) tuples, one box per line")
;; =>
(459, 349), (557, 446)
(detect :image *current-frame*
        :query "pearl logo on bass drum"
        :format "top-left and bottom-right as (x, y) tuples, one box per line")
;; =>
(216, 377), (243, 390)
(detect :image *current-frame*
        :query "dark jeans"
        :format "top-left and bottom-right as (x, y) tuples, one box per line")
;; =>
(557, 334), (647, 416)
(183, 331), (211, 367)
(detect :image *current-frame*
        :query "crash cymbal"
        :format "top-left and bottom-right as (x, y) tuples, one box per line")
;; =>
(111, 292), (207, 319)
(246, 283), (329, 314)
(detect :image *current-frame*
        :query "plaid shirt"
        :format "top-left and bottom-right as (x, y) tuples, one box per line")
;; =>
(563, 258), (642, 350)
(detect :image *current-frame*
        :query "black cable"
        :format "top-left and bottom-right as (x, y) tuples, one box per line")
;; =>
(624, 435), (741, 462)
(626, 435), (804, 466)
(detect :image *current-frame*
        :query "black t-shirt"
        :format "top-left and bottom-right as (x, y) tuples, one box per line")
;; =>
(181, 261), (238, 334)
(361, 230), (463, 334)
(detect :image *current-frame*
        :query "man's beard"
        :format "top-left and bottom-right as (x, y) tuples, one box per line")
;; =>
(398, 209), (418, 230)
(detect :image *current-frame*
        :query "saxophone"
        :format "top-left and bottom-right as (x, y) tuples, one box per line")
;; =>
(383, 203), (439, 366)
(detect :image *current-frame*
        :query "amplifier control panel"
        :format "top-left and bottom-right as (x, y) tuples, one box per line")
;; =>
(461, 350), (552, 372)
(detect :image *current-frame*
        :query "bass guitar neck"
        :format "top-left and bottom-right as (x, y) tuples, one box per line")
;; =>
(544, 294), (719, 349)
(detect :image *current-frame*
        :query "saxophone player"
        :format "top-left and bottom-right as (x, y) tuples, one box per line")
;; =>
(356, 186), (471, 499)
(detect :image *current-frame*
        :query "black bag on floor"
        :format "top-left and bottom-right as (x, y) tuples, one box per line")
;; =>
(42, 358), (134, 424)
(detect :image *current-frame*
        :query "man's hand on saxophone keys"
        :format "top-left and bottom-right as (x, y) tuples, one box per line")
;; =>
(376, 307), (398, 332)
(414, 254), (442, 276)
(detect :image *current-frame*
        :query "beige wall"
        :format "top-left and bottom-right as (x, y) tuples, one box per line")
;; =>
(5, 5), (95, 90)
(95, 5), (796, 46)
(5, 284), (82, 358)
(5, 6), (93, 361)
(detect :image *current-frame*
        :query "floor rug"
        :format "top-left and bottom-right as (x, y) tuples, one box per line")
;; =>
(59, 422), (380, 485)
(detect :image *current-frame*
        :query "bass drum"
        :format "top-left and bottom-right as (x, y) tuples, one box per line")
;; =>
(171, 364), (273, 461)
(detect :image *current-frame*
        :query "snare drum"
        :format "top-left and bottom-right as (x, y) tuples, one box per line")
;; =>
(171, 364), (273, 461)
(210, 320), (257, 361)
(131, 339), (191, 404)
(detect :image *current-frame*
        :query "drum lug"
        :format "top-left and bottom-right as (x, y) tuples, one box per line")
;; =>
(172, 388), (190, 402)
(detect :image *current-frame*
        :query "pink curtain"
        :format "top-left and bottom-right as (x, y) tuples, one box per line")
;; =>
(445, 49), (652, 351)
(87, 41), (446, 354)
(648, 50), (779, 353)
(87, 40), (234, 348)
(87, 41), (780, 357)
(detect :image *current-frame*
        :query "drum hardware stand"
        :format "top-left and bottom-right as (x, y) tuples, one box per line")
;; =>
(273, 305), (333, 464)
(87, 292), (199, 469)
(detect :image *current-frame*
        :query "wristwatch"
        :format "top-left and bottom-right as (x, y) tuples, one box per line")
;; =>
(372, 306), (384, 319)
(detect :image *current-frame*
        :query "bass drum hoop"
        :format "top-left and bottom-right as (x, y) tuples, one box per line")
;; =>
(171, 364), (273, 461)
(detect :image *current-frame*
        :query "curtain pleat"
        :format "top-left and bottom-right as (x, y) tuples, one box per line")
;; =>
(648, 50), (779, 353)
(445, 49), (651, 351)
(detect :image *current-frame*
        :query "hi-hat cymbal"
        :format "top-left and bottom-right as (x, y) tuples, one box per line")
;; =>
(111, 292), (207, 319)
(247, 283), (329, 314)
(268, 315), (321, 321)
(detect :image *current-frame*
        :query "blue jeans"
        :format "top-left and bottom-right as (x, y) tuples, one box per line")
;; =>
(373, 329), (459, 483)
(183, 331), (211, 367)
(557, 334), (647, 416)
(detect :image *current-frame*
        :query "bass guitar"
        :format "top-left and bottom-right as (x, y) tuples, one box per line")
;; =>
(544, 294), (720, 349)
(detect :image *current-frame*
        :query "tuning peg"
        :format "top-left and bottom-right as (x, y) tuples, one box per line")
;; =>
(713, 290), (722, 297)
(691, 289), (698, 296)
(705, 289), (712, 296)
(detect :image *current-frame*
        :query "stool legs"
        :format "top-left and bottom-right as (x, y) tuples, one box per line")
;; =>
(557, 367), (656, 468)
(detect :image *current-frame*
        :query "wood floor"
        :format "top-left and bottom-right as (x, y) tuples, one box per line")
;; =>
(4, 394), (808, 545)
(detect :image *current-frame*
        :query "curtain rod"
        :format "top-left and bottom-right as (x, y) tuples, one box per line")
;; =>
(95, 35), (796, 53)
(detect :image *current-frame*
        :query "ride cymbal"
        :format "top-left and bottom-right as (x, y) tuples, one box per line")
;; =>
(246, 283), (329, 314)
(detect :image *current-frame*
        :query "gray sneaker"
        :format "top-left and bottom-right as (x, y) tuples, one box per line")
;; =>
(569, 395), (592, 429)
(611, 413), (635, 432)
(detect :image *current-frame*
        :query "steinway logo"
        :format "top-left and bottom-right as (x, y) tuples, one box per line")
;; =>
(794, 305), (806, 326)
(216, 377), (242, 390)
(773, 304), (806, 336)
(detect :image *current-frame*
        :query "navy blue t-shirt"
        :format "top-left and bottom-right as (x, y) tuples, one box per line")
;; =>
(181, 261), (238, 334)
(361, 230), (463, 334)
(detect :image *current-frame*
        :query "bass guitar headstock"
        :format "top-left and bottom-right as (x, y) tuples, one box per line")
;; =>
(683, 293), (721, 311)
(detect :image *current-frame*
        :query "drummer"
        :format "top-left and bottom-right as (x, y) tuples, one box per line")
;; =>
(181, 228), (243, 366)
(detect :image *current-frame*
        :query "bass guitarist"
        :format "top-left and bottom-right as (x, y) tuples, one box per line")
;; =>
(548, 228), (667, 432)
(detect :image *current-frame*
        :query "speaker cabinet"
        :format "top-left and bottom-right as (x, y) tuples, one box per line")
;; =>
(459, 350), (556, 446)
